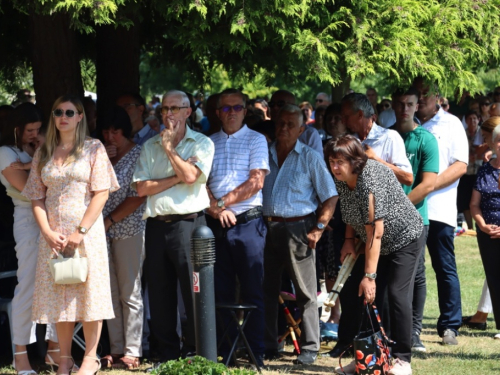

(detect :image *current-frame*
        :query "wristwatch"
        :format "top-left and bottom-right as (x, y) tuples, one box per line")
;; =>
(364, 272), (377, 280)
(217, 198), (225, 208)
(78, 226), (88, 235)
(316, 222), (326, 230)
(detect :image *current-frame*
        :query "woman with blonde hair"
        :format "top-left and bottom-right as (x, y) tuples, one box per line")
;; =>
(23, 94), (119, 375)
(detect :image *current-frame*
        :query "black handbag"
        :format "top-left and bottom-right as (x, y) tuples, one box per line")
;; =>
(339, 302), (393, 375)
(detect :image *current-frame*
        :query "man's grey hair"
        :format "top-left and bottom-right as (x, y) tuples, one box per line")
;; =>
(217, 88), (246, 107)
(278, 104), (304, 127)
(162, 90), (190, 106)
(341, 93), (375, 118)
(317, 92), (331, 101)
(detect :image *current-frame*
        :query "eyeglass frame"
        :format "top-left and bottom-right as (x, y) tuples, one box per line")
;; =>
(160, 106), (189, 115)
(53, 109), (81, 118)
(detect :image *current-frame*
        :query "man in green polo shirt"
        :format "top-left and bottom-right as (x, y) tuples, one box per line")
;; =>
(391, 86), (439, 354)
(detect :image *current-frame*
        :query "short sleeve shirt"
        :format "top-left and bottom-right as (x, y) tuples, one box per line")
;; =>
(335, 160), (423, 255)
(0, 146), (32, 207)
(262, 141), (338, 217)
(131, 125), (215, 218)
(474, 162), (500, 226)
(208, 125), (270, 215)
(399, 126), (439, 225)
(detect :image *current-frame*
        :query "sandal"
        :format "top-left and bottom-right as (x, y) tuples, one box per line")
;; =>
(78, 356), (101, 375)
(114, 356), (140, 370)
(13, 351), (37, 375)
(45, 348), (60, 372)
(99, 354), (122, 369)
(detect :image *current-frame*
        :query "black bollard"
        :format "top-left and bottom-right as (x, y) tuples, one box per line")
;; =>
(190, 225), (217, 362)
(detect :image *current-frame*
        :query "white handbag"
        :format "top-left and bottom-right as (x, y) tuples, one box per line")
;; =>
(49, 248), (88, 284)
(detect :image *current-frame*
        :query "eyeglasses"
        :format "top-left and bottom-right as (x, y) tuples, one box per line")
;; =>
(316, 99), (324, 103)
(269, 100), (287, 108)
(160, 106), (189, 114)
(218, 105), (245, 113)
(121, 103), (141, 110)
(53, 109), (80, 118)
(481, 103), (491, 106)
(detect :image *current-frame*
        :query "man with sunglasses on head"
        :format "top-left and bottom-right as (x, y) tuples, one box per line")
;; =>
(117, 93), (161, 145)
(132, 90), (214, 364)
(269, 90), (323, 155)
(205, 88), (270, 367)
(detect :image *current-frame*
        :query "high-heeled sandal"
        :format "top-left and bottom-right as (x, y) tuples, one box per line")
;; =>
(45, 348), (60, 372)
(78, 356), (101, 375)
(13, 351), (37, 375)
(58, 356), (76, 375)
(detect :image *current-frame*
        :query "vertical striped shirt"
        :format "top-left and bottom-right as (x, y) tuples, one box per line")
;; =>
(263, 141), (338, 218)
(208, 125), (270, 215)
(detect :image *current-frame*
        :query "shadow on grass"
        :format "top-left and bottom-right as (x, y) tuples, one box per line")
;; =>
(264, 363), (334, 374)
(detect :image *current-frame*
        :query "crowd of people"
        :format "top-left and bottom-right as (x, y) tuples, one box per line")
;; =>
(1, 80), (500, 375)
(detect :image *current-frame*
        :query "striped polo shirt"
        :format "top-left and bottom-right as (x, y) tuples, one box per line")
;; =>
(208, 125), (270, 215)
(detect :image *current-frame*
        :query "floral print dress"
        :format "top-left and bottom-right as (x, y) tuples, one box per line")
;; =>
(23, 138), (120, 323)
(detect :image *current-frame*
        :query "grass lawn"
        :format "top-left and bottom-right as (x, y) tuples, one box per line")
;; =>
(1, 235), (499, 374)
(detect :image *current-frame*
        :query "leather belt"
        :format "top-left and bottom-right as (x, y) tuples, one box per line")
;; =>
(235, 206), (263, 225)
(265, 213), (314, 223)
(152, 211), (204, 223)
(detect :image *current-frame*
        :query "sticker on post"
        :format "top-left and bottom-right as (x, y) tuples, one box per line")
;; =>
(193, 272), (200, 293)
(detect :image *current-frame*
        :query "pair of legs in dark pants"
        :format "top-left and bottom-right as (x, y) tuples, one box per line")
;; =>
(476, 228), (500, 330)
(263, 215), (320, 353)
(426, 220), (462, 336)
(337, 231), (424, 363)
(145, 216), (205, 361)
(412, 225), (429, 335)
(210, 217), (267, 358)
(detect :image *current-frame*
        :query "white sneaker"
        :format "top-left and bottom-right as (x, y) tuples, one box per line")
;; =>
(334, 359), (356, 375)
(388, 358), (412, 375)
(494, 332), (500, 340)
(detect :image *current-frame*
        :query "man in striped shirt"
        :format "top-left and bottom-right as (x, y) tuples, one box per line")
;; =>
(206, 88), (270, 366)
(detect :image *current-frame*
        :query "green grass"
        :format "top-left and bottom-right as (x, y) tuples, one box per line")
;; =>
(1, 236), (499, 374)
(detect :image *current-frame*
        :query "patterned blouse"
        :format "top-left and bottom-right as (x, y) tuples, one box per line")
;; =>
(103, 145), (146, 240)
(474, 162), (500, 226)
(334, 159), (423, 255)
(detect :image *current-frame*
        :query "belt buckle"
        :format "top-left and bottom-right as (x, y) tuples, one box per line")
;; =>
(164, 219), (172, 223)
(267, 216), (272, 222)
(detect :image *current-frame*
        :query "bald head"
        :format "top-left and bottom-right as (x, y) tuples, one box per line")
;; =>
(270, 90), (296, 121)
(162, 90), (190, 107)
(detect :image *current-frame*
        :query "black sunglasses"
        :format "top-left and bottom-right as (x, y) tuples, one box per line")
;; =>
(219, 105), (245, 113)
(53, 109), (80, 118)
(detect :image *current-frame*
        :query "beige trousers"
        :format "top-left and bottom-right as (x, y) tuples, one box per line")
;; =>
(107, 231), (145, 357)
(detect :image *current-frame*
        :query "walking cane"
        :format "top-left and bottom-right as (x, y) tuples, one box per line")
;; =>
(324, 240), (363, 312)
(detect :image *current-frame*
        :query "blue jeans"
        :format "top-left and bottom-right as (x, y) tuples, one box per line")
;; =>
(426, 220), (462, 336)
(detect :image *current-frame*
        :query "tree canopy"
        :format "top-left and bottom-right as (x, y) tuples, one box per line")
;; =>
(1, 0), (500, 104)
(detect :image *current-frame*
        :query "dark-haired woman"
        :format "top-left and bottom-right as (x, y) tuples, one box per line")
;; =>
(0, 103), (60, 375)
(23, 95), (119, 375)
(325, 135), (424, 375)
(99, 106), (146, 370)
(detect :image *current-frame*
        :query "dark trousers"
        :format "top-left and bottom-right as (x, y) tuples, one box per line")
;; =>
(476, 228), (500, 330)
(263, 215), (320, 352)
(209, 216), (267, 357)
(145, 215), (204, 361)
(427, 220), (462, 336)
(376, 231), (423, 362)
(412, 225), (429, 335)
(338, 232), (424, 362)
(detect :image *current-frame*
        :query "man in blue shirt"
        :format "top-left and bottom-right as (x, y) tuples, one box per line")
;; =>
(262, 104), (338, 365)
(117, 93), (159, 146)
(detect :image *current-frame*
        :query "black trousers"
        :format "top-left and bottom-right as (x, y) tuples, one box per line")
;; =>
(338, 230), (424, 363)
(144, 215), (205, 361)
(412, 225), (429, 335)
(477, 228), (500, 330)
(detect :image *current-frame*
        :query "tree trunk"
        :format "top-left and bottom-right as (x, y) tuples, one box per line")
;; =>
(30, 12), (83, 120)
(331, 76), (352, 103)
(95, 23), (140, 116)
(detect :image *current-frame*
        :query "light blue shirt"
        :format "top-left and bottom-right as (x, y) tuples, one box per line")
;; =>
(208, 125), (270, 215)
(298, 125), (323, 156)
(133, 124), (160, 146)
(263, 140), (338, 217)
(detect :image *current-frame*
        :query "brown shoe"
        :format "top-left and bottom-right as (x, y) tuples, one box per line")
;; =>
(100, 354), (122, 369)
(113, 356), (140, 370)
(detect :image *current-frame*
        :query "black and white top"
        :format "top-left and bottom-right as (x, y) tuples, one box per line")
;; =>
(334, 159), (423, 255)
(103, 145), (146, 240)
